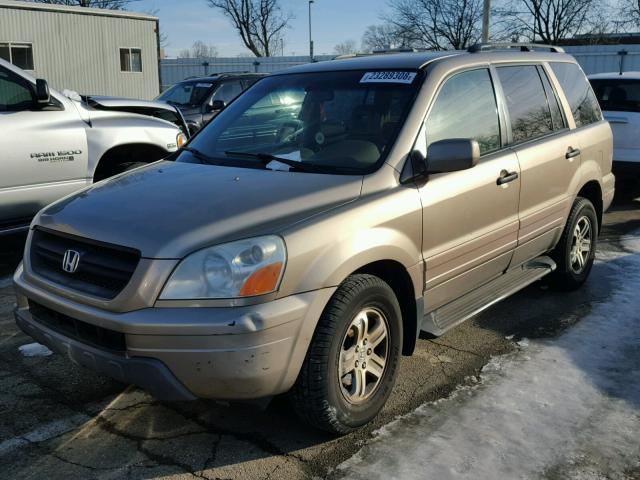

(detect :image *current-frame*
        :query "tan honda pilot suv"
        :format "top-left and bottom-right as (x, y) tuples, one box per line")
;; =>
(14, 43), (614, 433)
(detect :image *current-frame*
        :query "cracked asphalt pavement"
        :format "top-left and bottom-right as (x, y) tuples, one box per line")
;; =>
(1, 194), (639, 480)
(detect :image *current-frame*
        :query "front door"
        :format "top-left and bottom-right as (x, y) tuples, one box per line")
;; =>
(0, 66), (88, 227)
(417, 68), (521, 311)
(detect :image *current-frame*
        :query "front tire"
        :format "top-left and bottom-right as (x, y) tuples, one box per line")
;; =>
(547, 197), (598, 291)
(290, 274), (402, 434)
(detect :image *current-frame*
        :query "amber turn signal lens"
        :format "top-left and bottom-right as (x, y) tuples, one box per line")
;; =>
(239, 262), (283, 297)
(177, 132), (187, 148)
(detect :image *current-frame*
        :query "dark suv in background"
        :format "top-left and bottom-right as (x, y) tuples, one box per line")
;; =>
(157, 72), (266, 134)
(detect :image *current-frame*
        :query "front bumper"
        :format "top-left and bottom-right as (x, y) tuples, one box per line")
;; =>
(15, 308), (196, 401)
(14, 265), (336, 400)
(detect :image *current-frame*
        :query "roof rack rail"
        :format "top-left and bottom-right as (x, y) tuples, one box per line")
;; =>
(467, 42), (565, 53)
(335, 47), (431, 60)
(209, 71), (253, 77)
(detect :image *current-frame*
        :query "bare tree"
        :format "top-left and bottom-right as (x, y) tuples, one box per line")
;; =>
(387, 0), (483, 50)
(361, 23), (415, 51)
(206, 0), (293, 57)
(27, 0), (138, 8)
(499, 0), (599, 43)
(178, 41), (219, 58)
(612, 0), (640, 32)
(334, 39), (358, 55)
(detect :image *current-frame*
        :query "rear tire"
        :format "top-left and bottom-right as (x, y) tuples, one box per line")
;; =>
(290, 274), (402, 434)
(547, 197), (598, 291)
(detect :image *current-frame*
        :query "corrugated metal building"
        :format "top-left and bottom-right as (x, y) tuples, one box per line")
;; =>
(159, 45), (640, 92)
(0, 0), (160, 99)
(564, 44), (640, 75)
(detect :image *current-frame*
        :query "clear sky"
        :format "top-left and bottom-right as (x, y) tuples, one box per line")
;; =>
(134, 0), (387, 57)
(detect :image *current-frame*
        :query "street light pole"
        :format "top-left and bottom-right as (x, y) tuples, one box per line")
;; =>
(482, 0), (490, 43)
(308, 0), (314, 62)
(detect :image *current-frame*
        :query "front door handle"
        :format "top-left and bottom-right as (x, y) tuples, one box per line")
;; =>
(566, 147), (581, 159)
(497, 170), (519, 185)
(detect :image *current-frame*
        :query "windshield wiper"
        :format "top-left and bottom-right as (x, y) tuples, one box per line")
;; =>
(182, 147), (221, 165)
(224, 151), (327, 173)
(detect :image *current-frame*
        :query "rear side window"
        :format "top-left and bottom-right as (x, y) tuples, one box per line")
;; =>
(426, 68), (500, 154)
(497, 65), (553, 143)
(550, 62), (601, 127)
(590, 78), (640, 113)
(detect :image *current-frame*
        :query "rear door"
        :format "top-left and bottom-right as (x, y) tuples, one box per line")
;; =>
(589, 76), (640, 165)
(0, 66), (88, 227)
(495, 64), (580, 266)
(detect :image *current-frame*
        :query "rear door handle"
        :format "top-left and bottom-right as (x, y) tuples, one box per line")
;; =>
(566, 147), (581, 159)
(497, 170), (519, 185)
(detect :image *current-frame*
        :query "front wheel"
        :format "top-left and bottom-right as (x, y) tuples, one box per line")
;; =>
(547, 197), (598, 291)
(290, 274), (402, 434)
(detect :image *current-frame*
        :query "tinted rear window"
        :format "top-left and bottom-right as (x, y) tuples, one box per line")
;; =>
(590, 78), (640, 113)
(550, 63), (601, 127)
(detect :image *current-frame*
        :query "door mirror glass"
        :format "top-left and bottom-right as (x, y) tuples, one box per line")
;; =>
(426, 139), (480, 174)
(35, 78), (50, 104)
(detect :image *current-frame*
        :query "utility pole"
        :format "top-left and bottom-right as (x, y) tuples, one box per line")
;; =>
(482, 0), (490, 43)
(308, 0), (315, 62)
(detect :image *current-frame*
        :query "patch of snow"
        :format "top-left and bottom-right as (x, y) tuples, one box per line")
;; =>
(337, 234), (640, 480)
(516, 337), (529, 348)
(19, 343), (53, 357)
(0, 276), (12, 288)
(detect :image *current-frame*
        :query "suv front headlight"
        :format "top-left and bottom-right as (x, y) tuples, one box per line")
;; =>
(160, 235), (286, 300)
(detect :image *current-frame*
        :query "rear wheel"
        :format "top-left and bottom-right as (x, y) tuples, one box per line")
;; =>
(547, 197), (598, 291)
(290, 274), (402, 434)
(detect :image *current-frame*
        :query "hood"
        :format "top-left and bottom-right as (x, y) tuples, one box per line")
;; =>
(86, 96), (188, 135)
(36, 161), (363, 258)
(87, 95), (175, 111)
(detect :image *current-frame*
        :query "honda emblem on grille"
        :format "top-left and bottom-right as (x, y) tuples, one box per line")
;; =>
(62, 249), (80, 273)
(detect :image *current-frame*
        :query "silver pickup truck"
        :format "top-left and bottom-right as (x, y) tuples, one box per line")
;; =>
(0, 58), (188, 234)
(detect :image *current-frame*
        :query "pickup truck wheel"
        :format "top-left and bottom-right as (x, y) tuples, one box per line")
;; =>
(547, 197), (598, 291)
(291, 274), (402, 434)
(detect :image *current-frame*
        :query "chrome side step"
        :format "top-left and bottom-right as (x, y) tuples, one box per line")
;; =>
(421, 256), (556, 336)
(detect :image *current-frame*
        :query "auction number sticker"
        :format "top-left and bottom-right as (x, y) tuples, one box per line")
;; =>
(360, 71), (417, 84)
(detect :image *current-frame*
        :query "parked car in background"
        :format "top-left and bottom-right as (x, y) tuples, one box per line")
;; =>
(589, 72), (640, 182)
(156, 72), (266, 135)
(0, 58), (188, 234)
(14, 44), (613, 434)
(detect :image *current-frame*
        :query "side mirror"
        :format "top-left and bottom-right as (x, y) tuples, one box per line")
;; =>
(426, 139), (480, 174)
(35, 79), (50, 104)
(206, 99), (226, 112)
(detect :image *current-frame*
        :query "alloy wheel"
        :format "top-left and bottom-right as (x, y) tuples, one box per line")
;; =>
(338, 307), (389, 404)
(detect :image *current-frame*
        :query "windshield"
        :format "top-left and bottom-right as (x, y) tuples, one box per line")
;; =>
(157, 81), (215, 107)
(177, 70), (422, 174)
(590, 78), (640, 113)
